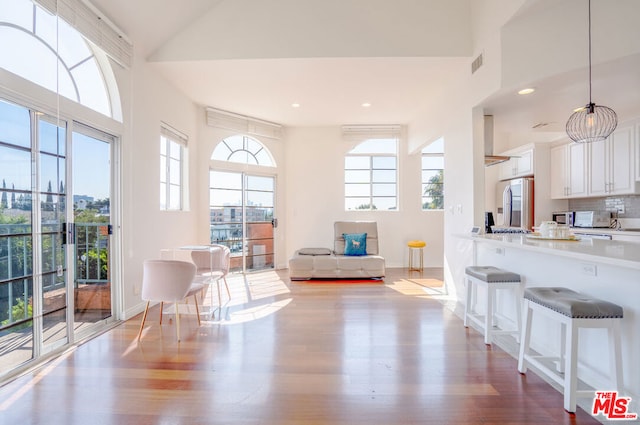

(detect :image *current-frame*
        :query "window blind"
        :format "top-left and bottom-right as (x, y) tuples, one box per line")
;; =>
(32, 0), (133, 68)
(206, 107), (282, 140)
(161, 122), (188, 146)
(341, 125), (401, 143)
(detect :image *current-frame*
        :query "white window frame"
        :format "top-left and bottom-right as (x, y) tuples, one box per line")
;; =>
(343, 127), (399, 211)
(421, 137), (444, 210)
(160, 124), (187, 211)
(211, 134), (275, 167)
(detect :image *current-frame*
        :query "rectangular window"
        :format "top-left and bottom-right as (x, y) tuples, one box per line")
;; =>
(422, 137), (444, 210)
(344, 136), (398, 211)
(160, 124), (187, 210)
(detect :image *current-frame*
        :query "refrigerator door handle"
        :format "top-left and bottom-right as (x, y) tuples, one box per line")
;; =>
(503, 185), (512, 227)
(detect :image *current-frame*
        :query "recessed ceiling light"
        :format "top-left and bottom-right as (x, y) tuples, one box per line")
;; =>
(291, 103), (300, 108)
(518, 88), (535, 95)
(362, 102), (371, 108)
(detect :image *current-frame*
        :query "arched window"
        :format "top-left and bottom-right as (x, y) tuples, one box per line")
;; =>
(211, 135), (275, 167)
(0, 0), (118, 119)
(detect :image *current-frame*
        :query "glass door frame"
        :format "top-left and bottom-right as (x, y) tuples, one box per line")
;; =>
(0, 99), (121, 382)
(34, 111), (70, 357)
(209, 168), (277, 274)
(67, 121), (120, 343)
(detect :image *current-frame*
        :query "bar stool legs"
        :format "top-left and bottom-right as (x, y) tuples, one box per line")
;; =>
(517, 287), (624, 413)
(464, 266), (522, 345)
(407, 240), (426, 271)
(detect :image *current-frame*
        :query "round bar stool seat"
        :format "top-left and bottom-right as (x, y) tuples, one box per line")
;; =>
(517, 287), (624, 413)
(407, 240), (426, 271)
(464, 266), (523, 345)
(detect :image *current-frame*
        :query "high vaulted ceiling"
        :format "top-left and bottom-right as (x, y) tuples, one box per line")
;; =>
(90, 0), (640, 144)
(90, 0), (479, 127)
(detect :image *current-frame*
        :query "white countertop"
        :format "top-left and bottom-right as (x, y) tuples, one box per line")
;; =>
(570, 227), (640, 236)
(466, 233), (640, 270)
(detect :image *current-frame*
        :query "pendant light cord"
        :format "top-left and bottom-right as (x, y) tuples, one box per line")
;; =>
(588, 0), (592, 104)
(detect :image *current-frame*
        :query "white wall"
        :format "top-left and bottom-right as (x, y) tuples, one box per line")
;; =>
(501, 0), (640, 88)
(120, 56), (200, 316)
(426, 0), (527, 310)
(284, 126), (444, 268)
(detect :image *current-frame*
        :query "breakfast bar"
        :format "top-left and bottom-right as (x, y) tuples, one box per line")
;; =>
(465, 233), (640, 410)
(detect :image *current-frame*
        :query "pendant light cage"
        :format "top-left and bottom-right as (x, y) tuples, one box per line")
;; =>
(565, 0), (618, 143)
(566, 102), (618, 143)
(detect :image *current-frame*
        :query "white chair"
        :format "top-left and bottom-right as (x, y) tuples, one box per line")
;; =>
(191, 244), (231, 307)
(137, 259), (203, 342)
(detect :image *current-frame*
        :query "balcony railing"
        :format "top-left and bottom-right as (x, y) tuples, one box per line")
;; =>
(0, 222), (109, 329)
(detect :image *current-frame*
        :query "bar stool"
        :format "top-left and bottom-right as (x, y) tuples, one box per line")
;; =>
(464, 266), (522, 345)
(517, 287), (624, 413)
(407, 240), (426, 271)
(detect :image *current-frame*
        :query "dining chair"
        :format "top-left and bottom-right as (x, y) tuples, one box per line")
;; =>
(137, 259), (203, 342)
(191, 244), (231, 307)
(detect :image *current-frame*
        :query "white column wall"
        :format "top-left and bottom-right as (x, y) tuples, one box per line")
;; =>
(120, 56), (200, 317)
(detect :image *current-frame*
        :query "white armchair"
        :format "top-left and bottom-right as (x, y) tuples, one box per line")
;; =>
(137, 259), (203, 342)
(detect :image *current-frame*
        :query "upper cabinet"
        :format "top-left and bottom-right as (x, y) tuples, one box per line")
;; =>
(588, 124), (637, 196)
(551, 122), (639, 199)
(498, 147), (533, 180)
(550, 143), (587, 199)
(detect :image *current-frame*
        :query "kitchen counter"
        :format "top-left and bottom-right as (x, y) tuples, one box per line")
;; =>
(570, 227), (640, 235)
(462, 233), (640, 406)
(469, 233), (640, 269)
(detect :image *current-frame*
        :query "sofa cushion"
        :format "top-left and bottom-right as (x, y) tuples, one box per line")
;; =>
(298, 248), (332, 256)
(343, 233), (367, 256)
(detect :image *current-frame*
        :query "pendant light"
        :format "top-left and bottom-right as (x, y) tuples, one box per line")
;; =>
(565, 0), (617, 143)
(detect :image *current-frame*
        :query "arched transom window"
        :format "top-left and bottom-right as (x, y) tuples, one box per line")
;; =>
(0, 0), (115, 118)
(211, 135), (275, 167)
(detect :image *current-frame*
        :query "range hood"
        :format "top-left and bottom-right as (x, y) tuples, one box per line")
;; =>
(484, 115), (510, 166)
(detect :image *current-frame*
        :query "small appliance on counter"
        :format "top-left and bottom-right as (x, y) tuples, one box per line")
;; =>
(552, 211), (575, 227)
(573, 211), (611, 228)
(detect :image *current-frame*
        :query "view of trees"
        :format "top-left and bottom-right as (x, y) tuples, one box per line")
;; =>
(423, 170), (444, 210)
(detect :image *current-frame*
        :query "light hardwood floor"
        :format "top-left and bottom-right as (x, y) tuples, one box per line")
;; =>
(0, 268), (599, 424)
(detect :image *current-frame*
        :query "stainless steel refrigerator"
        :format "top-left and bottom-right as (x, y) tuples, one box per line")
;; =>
(495, 177), (534, 231)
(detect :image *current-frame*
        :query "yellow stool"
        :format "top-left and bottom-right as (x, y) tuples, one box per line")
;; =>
(407, 240), (426, 271)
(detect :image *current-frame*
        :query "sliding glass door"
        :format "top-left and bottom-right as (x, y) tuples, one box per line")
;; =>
(0, 98), (116, 378)
(71, 126), (113, 334)
(209, 171), (275, 273)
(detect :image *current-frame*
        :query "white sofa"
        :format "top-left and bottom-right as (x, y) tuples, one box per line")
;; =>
(288, 221), (386, 280)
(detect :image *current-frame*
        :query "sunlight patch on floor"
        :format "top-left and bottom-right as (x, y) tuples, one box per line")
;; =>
(200, 270), (292, 324)
(203, 298), (293, 325)
(386, 278), (448, 298)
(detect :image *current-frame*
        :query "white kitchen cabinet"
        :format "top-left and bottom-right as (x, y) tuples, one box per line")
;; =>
(550, 143), (586, 199)
(499, 148), (533, 180)
(588, 124), (637, 196)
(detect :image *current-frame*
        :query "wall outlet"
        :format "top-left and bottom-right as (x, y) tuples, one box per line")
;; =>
(580, 263), (597, 276)
(495, 247), (505, 255)
(617, 205), (625, 214)
(133, 284), (140, 295)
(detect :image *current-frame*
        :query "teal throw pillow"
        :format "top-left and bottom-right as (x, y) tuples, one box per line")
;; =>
(343, 233), (367, 256)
